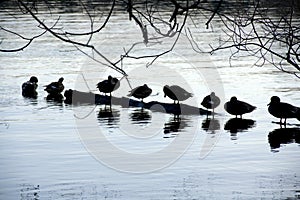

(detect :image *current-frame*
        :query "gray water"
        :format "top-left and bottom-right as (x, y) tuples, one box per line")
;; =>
(1, 2), (300, 200)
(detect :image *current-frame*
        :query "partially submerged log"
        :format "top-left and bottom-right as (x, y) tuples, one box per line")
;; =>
(64, 89), (212, 116)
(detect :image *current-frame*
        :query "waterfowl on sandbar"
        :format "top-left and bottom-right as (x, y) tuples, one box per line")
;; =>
(163, 85), (193, 104)
(224, 96), (256, 118)
(97, 75), (120, 97)
(201, 92), (220, 114)
(22, 76), (38, 98)
(127, 84), (152, 102)
(44, 77), (64, 95)
(268, 96), (300, 124)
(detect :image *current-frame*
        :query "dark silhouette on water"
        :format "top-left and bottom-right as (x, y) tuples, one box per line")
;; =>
(64, 89), (211, 116)
(163, 85), (193, 104)
(44, 77), (64, 101)
(224, 118), (256, 134)
(97, 106), (120, 128)
(268, 127), (300, 151)
(44, 77), (64, 95)
(164, 114), (189, 136)
(46, 93), (64, 103)
(202, 118), (220, 132)
(22, 76), (38, 98)
(129, 108), (152, 125)
(201, 92), (220, 116)
(268, 96), (300, 125)
(127, 84), (152, 102)
(224, 96), (256, 118)
(97, 75), (120, 97)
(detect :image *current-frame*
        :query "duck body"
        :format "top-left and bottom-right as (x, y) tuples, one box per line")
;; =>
(201, 92), (220, 111)
(128, 84), (152, 101)
(97, 75), (120, 95)
(22, 76), (38, 98)
(224, 96), (256, 117)
(163, 85), (193, 103)
(44, 77), (64, 95)
(268, 96), (300, 124)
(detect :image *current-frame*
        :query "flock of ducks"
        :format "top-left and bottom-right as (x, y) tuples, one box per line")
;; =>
(22, 75), (300, 125)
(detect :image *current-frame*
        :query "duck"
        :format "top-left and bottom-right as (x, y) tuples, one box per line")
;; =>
(44, 77), (64, 95)
(224, 96), (256, 118)
(127, 84), (152, 102)
(163, 85), (193, 104)
(268, 96), (300, 124)
(201, 92), (220, 114)
(22, 76), (38, 98)
(97, 75), (120, 96)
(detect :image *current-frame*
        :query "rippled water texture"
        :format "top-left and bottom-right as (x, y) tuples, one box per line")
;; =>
(0, 1), (300, 199)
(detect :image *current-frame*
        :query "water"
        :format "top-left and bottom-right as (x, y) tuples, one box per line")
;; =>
(1, 2), (300, 199)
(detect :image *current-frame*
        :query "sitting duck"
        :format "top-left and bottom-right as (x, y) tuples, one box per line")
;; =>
(201, 92), (221, 114)
(22, 76), (38, 98)
(97, 75), (120, 97)
(163, 85), (193, 104)
(268, 96), (300, 124)
(127, 84), (152, 102)
(224, 96), (256, 118)
(44, 77), (64, 95)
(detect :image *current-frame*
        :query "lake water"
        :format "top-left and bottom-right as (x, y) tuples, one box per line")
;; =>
(1, 1), (300, 199)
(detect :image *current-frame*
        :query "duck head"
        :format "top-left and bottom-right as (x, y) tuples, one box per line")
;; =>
(29, 76), (38, 83)
(58, 77), (64, 83)
(268, 96), (280, 106)
(230, 96), (237, 102)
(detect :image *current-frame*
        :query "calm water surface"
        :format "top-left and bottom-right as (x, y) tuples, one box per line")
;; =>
(0, 2), (300, 199)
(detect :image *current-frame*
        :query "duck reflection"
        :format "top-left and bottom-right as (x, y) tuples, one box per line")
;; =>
(164, 114), (189, 137)
(46, 94), (64, 103)
(268, 128), (300, 151)
(129, 108), (151, 125)
(224, 118), (256, 139)
(202, 118), (220, 133)
(97, 106), (120, 128)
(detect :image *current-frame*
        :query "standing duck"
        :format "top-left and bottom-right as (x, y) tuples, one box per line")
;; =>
(268, 96), (300, 124)
(201, 92), (220, 114)
(22, 76), (38, 98)
(44, 77), (64, 95)
(163, 85), (193, 104)
(97, 75), (120, 97)
(127, 84), (152, 102)
(224, 96), (256, 118)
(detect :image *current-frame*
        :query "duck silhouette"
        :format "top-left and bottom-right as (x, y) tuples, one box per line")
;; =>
(127, 84), (152, 102)
(163, 85), (193, 104)
(201, 92), (220, 114)
(268, 96), (300, 124)
(97, 75), (120, 97)
(224, 96), (256, 118)
(44, 77), (64, 95)
(22, 76), (38, 98)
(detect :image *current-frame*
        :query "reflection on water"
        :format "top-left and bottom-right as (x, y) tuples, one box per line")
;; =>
(224, 118), (256, 140)
(97, 106), (120, 128)
(20, 184), (39, 200)
(46, 94), (64, 103)
(202, 118), (220, 134)
(129, 108), (151, 125)
(164, 114), (189, 137)
(268, 128), (300, 152)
